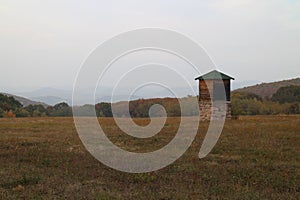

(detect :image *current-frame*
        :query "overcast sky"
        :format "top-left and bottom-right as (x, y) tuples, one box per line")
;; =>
(1, 0), (300, 92)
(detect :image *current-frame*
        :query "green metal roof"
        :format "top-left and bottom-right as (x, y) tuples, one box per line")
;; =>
(195, 70), (234, 80)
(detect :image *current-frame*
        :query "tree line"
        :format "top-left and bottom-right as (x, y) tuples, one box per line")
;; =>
(231, 85), (300, 115)
(0, 85), (299, 118)
(0, 94), (73, 117)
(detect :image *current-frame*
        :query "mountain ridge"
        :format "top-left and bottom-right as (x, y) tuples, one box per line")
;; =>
(1, 93), (49, 107)
(234, 78), (300, 98)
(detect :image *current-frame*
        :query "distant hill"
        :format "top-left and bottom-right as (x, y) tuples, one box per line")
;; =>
(31, 96), (68, 106)
(1, 93), (48, 107)
(234, 78), (300, 99)
(19, 87), (72, 105)
(17, 86), (198, 105)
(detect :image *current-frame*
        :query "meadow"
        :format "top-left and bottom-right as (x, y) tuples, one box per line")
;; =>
(0, 116), (299, 199)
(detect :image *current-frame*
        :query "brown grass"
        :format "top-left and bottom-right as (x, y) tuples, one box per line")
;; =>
(0, 116), (299, 199)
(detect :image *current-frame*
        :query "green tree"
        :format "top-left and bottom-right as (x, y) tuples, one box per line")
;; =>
(0, 94), (22, 112)
(23, 104), (47, 117)
(288, 103), (300, 114)
(48, 102), (72, 116)
(271, 85), (300, 104)
(16, 108), (30, 117)
(231, 92), (263, 115)
(95, 103), (112, 117)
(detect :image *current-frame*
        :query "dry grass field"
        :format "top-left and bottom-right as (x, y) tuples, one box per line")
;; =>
(0, 116), (299, 199)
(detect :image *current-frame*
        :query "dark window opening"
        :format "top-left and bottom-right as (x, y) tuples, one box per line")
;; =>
(213, 81), (230, 101)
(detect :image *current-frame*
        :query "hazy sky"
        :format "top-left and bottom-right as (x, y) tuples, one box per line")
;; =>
(1, 0), (300, 92)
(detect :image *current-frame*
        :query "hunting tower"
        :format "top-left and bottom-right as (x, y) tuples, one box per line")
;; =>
(195, 70), (234, 120)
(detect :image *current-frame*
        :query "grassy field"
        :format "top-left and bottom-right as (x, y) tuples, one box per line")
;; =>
(0, 116), (299, 199)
